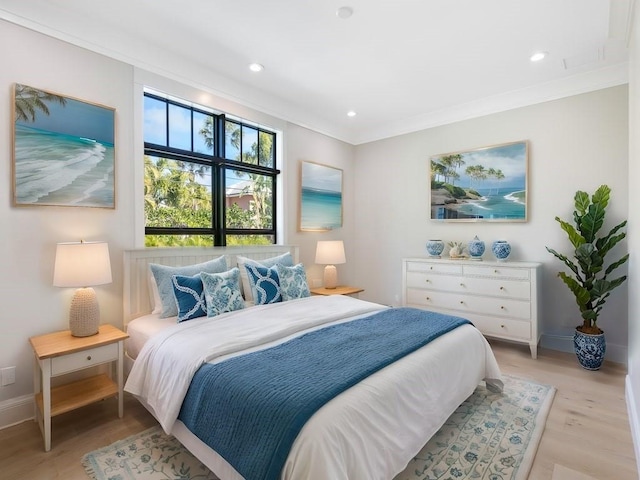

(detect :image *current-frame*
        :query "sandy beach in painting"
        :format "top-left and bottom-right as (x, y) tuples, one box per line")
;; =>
(14, 124), (114, 207)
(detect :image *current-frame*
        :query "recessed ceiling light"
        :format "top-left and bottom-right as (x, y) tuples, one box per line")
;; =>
(336, 6), (353, 19)
(249, 63), (264, 72)
(530, 52), (547, 62)
(347, 110), (357, 117)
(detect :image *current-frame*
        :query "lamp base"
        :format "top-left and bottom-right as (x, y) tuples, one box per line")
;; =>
(323, 265), (338, 289)
(69, 287), (100, 337)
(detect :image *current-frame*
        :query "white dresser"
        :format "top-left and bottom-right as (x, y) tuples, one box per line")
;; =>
(402, 257), (541, 358)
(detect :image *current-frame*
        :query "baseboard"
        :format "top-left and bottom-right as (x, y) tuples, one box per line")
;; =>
(0, 394), (34, 430)
(625, 375), (640, 476)
(540, 331), (627, 366)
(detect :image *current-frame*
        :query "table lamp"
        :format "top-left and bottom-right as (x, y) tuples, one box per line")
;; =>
(315, 240), (346, 289)
(53, 241), (112, 337)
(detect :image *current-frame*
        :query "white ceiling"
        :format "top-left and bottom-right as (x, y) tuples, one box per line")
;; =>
(0, 0), (632, 144)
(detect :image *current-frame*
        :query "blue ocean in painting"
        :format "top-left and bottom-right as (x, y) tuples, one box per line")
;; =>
(301, 187), (342, 230)
(14, 124), (114, 207)
(457, 187), (525, 219)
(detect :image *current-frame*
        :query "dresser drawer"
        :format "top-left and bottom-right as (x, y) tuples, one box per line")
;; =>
(51, 343), (119, 376)
(406, 289), (530, 320)
(463, 264), (530, 280)
(405, 261), (462, 275)
(471, 316), (531, 340)
(457, 277), (531, 300)
(405, 271), (464, 291)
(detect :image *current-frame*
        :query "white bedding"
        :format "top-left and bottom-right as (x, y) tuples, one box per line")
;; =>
(126, 295), (502, 480)
(125, 313), (176, 360)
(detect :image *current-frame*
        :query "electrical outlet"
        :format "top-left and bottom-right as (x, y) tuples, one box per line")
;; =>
(1, 366), (15, 386)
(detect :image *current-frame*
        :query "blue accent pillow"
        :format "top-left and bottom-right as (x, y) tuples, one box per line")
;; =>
(150, 256), (228, 318)
(172, 274), (206, 322)
(201, 268), (245, 317)
(245, 264), (282, 305)
(276, 263), (310, 301)
(237, 252), (293, 303)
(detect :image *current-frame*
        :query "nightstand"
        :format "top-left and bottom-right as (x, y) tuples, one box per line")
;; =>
(29, 324), (128, 451)
(310, 286), (364, 296)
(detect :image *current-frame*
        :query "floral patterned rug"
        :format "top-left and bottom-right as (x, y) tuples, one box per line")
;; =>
(82, 375), (554, 480)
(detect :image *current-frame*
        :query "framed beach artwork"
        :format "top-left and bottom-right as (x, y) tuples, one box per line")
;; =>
(12, 83), (115, 208)
(429, 140), (528, 222)
(299, 161), (343, 231)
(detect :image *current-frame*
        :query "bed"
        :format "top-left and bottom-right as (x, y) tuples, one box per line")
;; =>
(122, 245), (502, 480)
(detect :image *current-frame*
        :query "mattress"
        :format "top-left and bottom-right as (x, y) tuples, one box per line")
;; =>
(125, 313), (177, 360)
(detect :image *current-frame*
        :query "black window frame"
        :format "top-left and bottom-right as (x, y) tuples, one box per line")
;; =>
(143, 91), (280, 246)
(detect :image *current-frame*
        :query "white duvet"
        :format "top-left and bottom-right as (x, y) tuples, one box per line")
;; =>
(126, 295), (502, 480)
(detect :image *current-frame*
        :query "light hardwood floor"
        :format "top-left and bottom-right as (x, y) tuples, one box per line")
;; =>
(0, 341), (637, 480)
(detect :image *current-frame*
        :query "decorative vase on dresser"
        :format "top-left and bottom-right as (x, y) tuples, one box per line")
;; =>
(426, 240), (445, 258)
(402, 257), (541, 358)
(468, 236), (485, 260)
(491, 240), (511, 261)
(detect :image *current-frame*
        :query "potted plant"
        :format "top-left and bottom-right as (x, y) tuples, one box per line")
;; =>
(546, 185), (628, 370)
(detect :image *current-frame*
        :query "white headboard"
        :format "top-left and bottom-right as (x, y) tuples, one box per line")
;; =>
(123, 245), (299, 326)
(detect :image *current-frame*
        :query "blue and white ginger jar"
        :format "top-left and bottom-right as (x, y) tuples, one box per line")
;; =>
(574, 329), (606, 370)
(426, 240), (445, 258)
(468, 236), (485, 260)
(491, 240), (511, 261)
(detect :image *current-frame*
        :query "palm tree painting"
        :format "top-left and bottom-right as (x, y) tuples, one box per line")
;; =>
(12, 83), (115, 208)
(429, 141), (528, 222)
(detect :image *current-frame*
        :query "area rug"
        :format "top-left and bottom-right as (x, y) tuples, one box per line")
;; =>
(82, 374), (555, 480)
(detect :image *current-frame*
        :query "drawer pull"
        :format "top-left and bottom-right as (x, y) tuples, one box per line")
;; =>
(425, 296), (431, 301)
(494, 269), (499, 274)
(459, 300), (464, 304)
(87, 355), (92, 361)
(500, 306), (505, 310)
(425, 279), (430, 283)
(499, 286), (504, 290)
(460, 283), (465, 287)
(430, 266), (434, 270)
(500, 324), (505, 328)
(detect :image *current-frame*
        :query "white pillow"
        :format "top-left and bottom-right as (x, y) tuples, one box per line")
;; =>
(148, 270), (163, 314)
(236, 252), (293, 303)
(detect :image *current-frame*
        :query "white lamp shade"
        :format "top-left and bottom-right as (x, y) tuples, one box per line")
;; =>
(53, 241), (112, 287)
(315, 240), (346, 265)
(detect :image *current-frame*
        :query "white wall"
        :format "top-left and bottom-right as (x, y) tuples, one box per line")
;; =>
(626, 2), (640, 471)
(0, 20), (355, 427)
(352, 86), (630, 363)
(0, 21), (136, 417)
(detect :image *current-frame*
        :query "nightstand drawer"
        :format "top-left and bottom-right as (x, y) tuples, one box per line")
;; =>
(51, 343), (118, 376)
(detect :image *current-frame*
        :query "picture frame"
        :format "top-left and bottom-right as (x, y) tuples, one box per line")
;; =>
(299, 161), (343, 231)
(12, 83), (116, 208)
(430, 140), (528, 222)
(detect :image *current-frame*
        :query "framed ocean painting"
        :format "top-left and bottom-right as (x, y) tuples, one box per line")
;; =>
(299, 161), (343, 231)
(12, 84), (115, 208)
(430, 140), (528, 222)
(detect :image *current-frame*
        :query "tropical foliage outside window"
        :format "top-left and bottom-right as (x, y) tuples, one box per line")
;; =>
(143, 91), (279, 247)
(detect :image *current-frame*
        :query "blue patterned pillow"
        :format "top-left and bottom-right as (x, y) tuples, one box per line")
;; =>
(172, 274), (206, 322)
(201, 268), (245, 317)
(150, 256), (228, 318)
(276, 263), (310, 301)
(245, 264), (282, 305)
(237, 252), (293, 303)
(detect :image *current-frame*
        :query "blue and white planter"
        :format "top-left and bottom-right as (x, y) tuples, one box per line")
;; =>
(574, 328), (606, 370)
(426, 240), (445, 258)
(468, 236), (485, 260)
(491, 240), (511, 261)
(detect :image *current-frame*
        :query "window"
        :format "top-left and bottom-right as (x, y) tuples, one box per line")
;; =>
(143, 91), (279, 247)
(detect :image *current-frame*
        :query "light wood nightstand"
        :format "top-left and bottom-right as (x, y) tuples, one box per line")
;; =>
(29, 324), (128, 451)
(310, 286), (364, 296)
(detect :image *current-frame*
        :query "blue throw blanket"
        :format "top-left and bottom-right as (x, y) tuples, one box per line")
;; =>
(178, 307), (471, 480)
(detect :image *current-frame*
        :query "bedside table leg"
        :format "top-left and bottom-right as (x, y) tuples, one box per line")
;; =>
(42, 361), (52, 452)
(117, 340), (124, 418)
(530, 344), (538, 360)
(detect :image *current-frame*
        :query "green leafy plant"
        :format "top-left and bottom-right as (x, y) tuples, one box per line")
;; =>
(546, 185), (628, 334)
